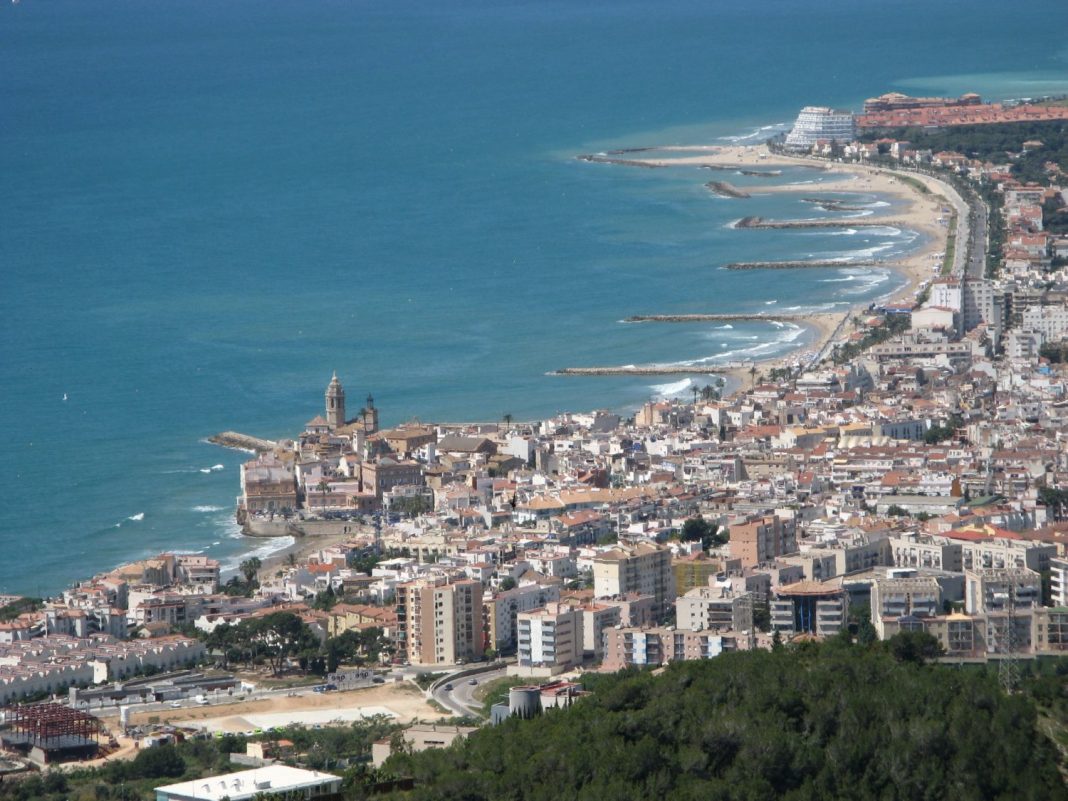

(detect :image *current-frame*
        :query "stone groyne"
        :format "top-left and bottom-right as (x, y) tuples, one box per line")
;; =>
(623, 313), (806, 323)
(705, 181), (751, 199)
(576, 154), (667, 169)
(801, 197), (867, 212)
(552, 366), (730, 376)
(725, 260), (884, 271)
(733, 216), (902, 230)
(208, 431), (278, 453)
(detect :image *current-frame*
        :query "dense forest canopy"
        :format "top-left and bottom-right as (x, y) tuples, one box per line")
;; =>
(383, 638), (1068, 801)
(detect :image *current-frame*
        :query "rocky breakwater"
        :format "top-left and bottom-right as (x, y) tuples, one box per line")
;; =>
(623, 313), (806, 323)
(576, 154), (667, 169)
(725, 260), (884, 271)
(209, 431), (278, 453)
(705, 181), (751, 199)
(801, 197), (868, 212)
(733, 216), (903, 230)
(552, 365), (730, 376)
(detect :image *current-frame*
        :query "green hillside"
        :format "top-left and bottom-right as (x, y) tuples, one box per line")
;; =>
(381, 638), (1067, 801)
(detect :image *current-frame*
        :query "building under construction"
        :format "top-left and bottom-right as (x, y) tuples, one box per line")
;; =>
(0, 703), (101, 764)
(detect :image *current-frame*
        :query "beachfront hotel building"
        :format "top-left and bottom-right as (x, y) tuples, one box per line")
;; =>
(784, 106), (856, 151)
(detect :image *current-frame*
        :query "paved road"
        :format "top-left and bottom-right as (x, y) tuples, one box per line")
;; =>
(964, 195), (989, 279)
(431, 666), (508, 718)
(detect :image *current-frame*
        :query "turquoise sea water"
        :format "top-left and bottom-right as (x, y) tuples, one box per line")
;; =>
(2, 0), (1068, 595)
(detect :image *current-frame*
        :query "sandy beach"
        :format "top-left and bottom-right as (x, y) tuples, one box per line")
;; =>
(589, 144), (957, 395)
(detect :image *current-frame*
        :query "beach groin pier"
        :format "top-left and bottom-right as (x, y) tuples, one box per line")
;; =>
(725, 260), (884, 271)
(705, 181), (751, 199)
(208, 431), (278, 453)
(623, 313), (806, 323)
(576, 154), (667, 169)
(733, 215), (902, 230)
(553, 366), (731, 376)
(801, 197), (868, 212)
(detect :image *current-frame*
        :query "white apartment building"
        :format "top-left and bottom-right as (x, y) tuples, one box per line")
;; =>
(516, 602), (584, 675)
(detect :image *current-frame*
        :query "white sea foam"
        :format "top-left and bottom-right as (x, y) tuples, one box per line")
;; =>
(650, 377), (693, 397)
(127, 512), (144, 522)
(765, 300), (777, 305)
(676, 324), (809, 366)
(193, 505), (224, 513)
(219, 536), (296, 575)
(715, 324), (734, 329)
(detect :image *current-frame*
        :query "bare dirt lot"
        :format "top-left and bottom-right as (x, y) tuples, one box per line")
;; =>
(131, 681), (441, 732)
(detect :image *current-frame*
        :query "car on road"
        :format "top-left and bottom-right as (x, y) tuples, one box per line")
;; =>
(372, 676), (385, 684)
(468, 679), (478, 685)
(443, 683), (453, 691)
(169, 701), (182, 708)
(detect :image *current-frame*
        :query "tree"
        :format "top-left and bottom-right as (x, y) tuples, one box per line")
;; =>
(886, 630), (943, 664)
(498, 576), (517, 591)
(240, 556), (262, 586)
(680, 516), (714, 543)
(680, 516), (728, 549)
(130, 744), (186, 779)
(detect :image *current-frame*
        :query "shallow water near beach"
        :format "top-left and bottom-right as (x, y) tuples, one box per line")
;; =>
(2, 0), (1067, 593)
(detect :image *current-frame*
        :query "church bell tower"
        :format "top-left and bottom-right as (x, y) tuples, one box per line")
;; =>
(325, 372), (346, 429)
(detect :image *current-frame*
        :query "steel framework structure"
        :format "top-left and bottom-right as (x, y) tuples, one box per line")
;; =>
(5, 703), (101, 746)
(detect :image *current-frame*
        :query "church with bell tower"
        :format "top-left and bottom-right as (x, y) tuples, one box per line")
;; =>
(325, 372), (345, 429)
(323, 373), (379, 434)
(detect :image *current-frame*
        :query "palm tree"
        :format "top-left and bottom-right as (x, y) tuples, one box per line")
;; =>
(240, 556), (261, 586)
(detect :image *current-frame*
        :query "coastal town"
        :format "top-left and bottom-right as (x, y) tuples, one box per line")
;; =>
(3, 89), (1068, 798)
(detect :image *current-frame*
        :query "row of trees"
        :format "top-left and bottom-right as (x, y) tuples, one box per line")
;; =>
(198, 611), (389, 675)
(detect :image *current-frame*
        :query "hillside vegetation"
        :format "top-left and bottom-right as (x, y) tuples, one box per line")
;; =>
(383, 638), (1067, 801)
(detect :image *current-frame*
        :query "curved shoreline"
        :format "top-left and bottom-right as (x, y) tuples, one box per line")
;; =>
(573, 143), (960, 396)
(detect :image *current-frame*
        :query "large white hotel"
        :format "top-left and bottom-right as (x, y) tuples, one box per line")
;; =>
(784, 106), (856, 151)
